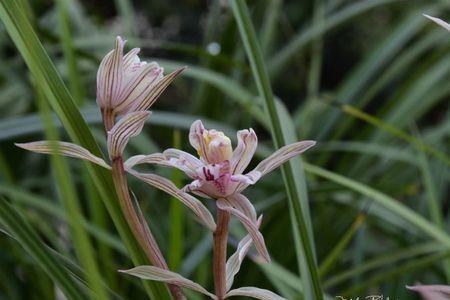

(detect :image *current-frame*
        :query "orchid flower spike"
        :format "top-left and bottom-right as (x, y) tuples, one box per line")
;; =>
(97, 36), (185, 124)
(125, 120), (316, 262)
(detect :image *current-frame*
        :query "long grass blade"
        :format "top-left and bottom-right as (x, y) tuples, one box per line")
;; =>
(0, 197), (87, 300)
(0, 1), (172, 298)
(230, 1), (323, 299)
(37, 87), (109, 300)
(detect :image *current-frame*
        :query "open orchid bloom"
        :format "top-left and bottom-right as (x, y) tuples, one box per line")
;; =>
(126, 120), (316, 262)
(96, 36), (184, 119)
(126, 120), (316, 198)
(407, 284), (450, 300)
(423, 14), (450, 32)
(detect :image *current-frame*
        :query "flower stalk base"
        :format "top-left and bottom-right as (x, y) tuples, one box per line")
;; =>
(111, 157), (185, 299)
(213, 208), (231, 300)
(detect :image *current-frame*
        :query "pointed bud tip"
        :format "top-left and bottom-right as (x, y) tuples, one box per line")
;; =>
(15, 142), (28, 149)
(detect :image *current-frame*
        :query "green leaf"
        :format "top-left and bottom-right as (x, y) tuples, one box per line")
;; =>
(303, 163), (450, 248)
(230, 1), (324, 299)
(0, 198), (87, 300)
(0, 1), (172, 298)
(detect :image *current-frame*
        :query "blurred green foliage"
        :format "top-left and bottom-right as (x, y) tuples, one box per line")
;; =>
(0, 0), (449, 299)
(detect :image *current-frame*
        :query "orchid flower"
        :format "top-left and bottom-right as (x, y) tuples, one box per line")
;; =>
(96, 36), (184, 128)
(407, 284), (450, 300)
(123, 120), (314, 299)
(423, 14), (450, 32)
(126, 120), (315, 260)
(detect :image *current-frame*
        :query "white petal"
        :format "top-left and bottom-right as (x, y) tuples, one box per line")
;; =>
(226, 287), (286, 300)
(107, 111), (150, 159)
(16, 141), (110, 169)
(183, 179), (204, 193)
(115, 63), (162, 114)
(96, 49), (114, 108)
(407, 285), (450, 300)
(231, 170), (262, 194)
(124, 153), (169, 169)
(254, 141), (315, 176)
(226, 216), (263, 292)
(217, 198), (270, 262)
(124, 149), (202, 178)
(129, 67), (186, 112)
(226, 194), (257, 223)
(97, 37), (125, 109)
(423, 14), (450, 32)
(123, 48), (141, 72)
(120, 266), (217, 299)
(231, 129), (258, 174)
(189, 120), (209, 162)
(128, 170), (216, 231)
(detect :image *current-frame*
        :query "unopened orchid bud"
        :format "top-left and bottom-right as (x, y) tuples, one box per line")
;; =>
(96, 36), (185, 128)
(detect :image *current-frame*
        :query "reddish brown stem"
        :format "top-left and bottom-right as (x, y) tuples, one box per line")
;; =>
(101, 108), (115, 132)
(111, 157), (185, 300)
(213, 207), (231, 300)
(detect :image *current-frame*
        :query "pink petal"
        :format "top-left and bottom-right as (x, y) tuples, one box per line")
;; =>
(189, 120), (210, 162)
(254, 141), (316, 176)
(217, 198), (270, 262)
(163, 148), (203, 177)
(114, 63), (162, 114)
(122, 48), (141, 72)
(407, 285), (450, 300)
(120, 266), (217, 299)
(124, 149), (202, 179)
(423, 14), (450, 32)
(96, 49), (114, 108)
(231, 129), (258, 175)
(124, 153), (168, 169)
(128, 170), (216, 231)
(129, 67), (186, 113)
(107, 111), (150, 159)
(231, 170), (262, 194)
(97, 37), (125, 109)
(226, 286), (286, 300)
(226, 216), (263, 292)
(226, 194), (257, 223)
(16, 141), (110, 169)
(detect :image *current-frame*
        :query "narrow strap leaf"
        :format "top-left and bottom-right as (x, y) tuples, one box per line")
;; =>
(128, 169), (216, 231)
(226, 287), (286, 300)
(120, 266), (217, 299)
(107, 111), (150, 158)
(217, 198), (270, 262)
(16, 141), (110, 169)
(226, 216), (263, 292)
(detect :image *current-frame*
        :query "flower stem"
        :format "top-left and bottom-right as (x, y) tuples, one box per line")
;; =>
(102, 108), (115, 132)
(111, 157), (185, 300)
(213, 207), (231, 300)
